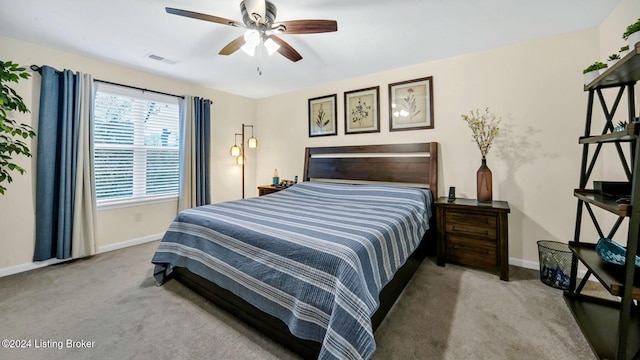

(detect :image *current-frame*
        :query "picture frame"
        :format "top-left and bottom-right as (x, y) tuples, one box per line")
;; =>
(344, 86), (380, 134)
(308, 94), (337, 137)
(388, 76), (434, 131)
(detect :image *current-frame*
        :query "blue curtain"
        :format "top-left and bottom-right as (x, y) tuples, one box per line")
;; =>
(178, 96), (211, 210)
(194, 97), (211, 206)
(34, 66), (96, 261)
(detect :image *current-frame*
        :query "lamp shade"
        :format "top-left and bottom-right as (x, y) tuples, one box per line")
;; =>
(241, 29), (261, 56)
(230, 144), (241, 157)
(264, 37), (280, 56)
(244, 30), (260, 47)
(241, 43), (256, 56)
(247, 137), (258, 148)
(236, 155), (246, 165)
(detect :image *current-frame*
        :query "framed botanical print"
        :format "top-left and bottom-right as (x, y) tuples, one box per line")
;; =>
(388, 76), (434, 131)
(344, 86), (380, 134)
(308, 94), (337, 137)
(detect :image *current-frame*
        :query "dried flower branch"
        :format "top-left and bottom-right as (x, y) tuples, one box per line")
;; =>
(400, 88), (421, 121)
(461, 108), (501, 159)
(351, 97), (371, 127)
(314, 103), (330, 130)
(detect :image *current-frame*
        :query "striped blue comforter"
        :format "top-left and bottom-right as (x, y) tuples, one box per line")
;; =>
(152, 182), (433, 360)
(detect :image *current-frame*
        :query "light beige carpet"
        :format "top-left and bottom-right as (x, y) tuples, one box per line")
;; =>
(0, 241), (596, 360)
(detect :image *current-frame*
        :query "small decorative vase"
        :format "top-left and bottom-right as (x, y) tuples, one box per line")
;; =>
(620, 49), (630, 58)
(584, 70), (599, 85)
(477, 158), (493, 202)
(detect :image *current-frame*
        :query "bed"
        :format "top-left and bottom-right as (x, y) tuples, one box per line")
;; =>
(152, 142), (438, 360)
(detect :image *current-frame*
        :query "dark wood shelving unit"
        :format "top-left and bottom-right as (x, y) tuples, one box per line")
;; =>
(573, 189), (631, 216)
(568, 242), (640, 299)
(564, 292), (640, 360)
(579, 122), (639, 144)
(568, 41), (640, 360)
(585, 42), (640, 90)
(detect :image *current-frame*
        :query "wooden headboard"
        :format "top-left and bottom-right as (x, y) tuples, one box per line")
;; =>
(303, 142), (439, 197)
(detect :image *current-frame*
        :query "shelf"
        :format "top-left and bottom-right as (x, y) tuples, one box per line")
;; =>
(574, 189), (631, 216)
(579, 122), (640, 144)
(585, 42), (640, 90)
(569, 242), (640, 300)
(572, 38), (640, 360)
(564, 292), (640, 360)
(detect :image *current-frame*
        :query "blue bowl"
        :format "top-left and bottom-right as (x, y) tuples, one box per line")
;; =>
(595, 238), (640, 267)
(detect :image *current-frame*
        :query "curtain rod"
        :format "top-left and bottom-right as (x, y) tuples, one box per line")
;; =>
(30, 65), (186, 100)
(95, 79), (185, 99)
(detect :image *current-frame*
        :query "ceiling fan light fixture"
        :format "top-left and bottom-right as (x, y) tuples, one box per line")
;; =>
(264, 37), (280, 56)
(241, 29), (261, 56)
(241, 43), (256, 56)
(166, 2), (338, 63)
(245, 29), (261, 46)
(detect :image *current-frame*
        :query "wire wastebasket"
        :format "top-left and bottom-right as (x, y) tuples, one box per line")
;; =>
(537, 240), (572, 290)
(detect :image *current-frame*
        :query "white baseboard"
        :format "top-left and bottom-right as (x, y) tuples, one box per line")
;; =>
(0, 233), (163, 278)
(509, 257), (594, 281)
(509, 257), (538, 271)
(97, 233), (163, 254)
(0, 257), (72, 278)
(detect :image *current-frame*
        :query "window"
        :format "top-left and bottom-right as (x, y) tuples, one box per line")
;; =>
(93, 83), (181, 207)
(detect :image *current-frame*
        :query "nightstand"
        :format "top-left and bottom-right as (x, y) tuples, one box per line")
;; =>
(257, 185), (282, 196)
(435, 197), (510, 281)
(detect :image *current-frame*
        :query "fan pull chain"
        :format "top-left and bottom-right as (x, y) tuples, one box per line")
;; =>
(255, 45), (264, 76)
(256, 45), (263, 76)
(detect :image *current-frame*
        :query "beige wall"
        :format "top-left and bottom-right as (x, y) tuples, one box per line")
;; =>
(1, 0), (637, 274)
(254, 0), (639, 266)
(0, 36), (256, 272)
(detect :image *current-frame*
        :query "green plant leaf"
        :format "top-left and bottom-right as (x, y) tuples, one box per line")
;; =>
(622, 18), (640, 40)
(0, 60), (34, 195)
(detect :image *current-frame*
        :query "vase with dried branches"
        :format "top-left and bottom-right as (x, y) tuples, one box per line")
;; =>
(461, 108), (501, 202)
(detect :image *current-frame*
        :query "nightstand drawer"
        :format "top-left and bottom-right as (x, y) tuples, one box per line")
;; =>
(436, 198), (510, 281)
(445, 211), (496, 240)
(445, 234), (497, 269)
(258, 185), (282, 196)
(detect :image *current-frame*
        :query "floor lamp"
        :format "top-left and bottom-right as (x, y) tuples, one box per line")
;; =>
(229, 124), (257, 198)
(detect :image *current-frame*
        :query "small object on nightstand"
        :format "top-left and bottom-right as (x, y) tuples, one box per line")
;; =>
(272, 168), (279, 185)
(447, 186), (455, 202)
(294, 175), (298, 184)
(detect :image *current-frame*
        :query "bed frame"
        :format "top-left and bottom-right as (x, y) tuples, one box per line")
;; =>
(172, 142), (439, 359)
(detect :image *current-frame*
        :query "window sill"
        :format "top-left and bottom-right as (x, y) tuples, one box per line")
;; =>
(97, 195), (178, 211)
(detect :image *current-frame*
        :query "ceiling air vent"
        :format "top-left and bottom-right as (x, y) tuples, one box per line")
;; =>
(146, 53), (177, 65)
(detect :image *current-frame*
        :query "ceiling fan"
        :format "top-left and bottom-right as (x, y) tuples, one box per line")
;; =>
(166, 0), (338, 62)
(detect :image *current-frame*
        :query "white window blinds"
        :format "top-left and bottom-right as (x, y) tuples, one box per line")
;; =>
(93, 82), (181, 207)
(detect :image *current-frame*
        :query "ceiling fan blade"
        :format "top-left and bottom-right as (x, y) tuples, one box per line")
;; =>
(273, 20), (338, 34)
(243, 0), (267, 24)
(269, 35), (302, 62)
(165, 7), (244, 28)
(219, 36), (247, 56)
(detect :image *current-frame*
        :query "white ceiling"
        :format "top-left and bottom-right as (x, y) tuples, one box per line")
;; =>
(0, 0), (621, 99)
